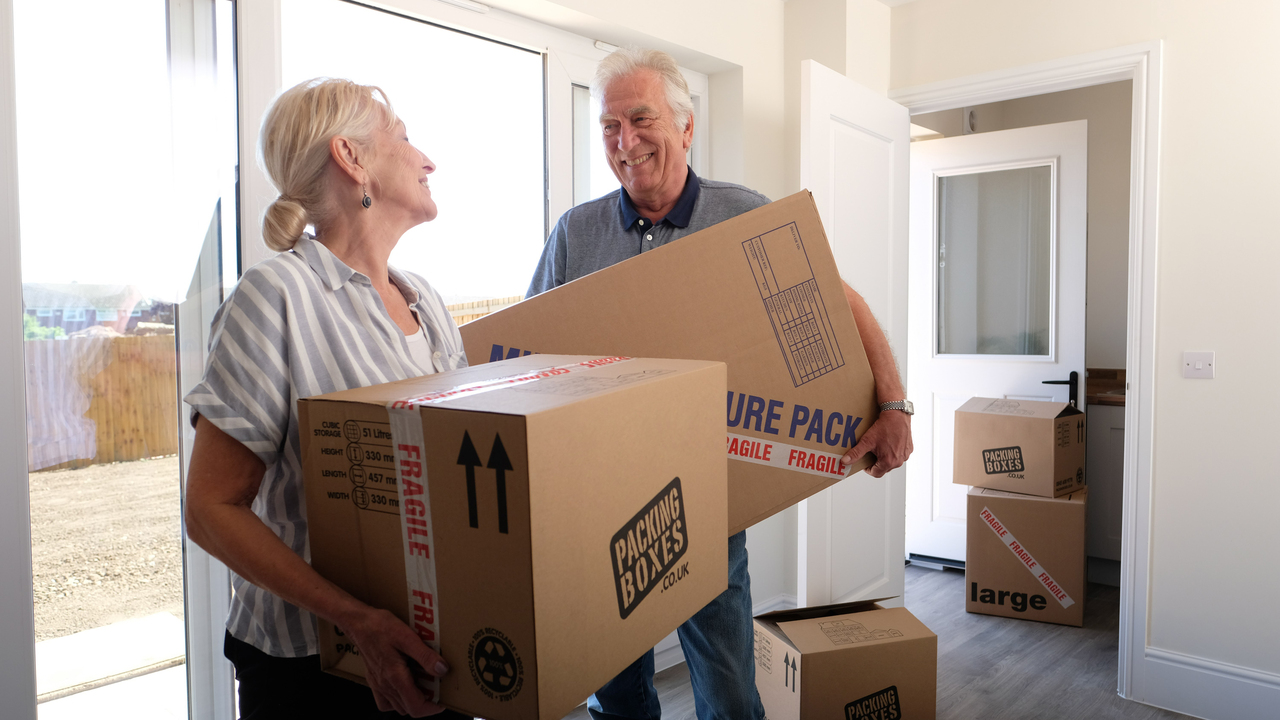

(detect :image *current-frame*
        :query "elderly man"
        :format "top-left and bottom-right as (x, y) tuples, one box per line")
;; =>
(527, 47), (913, 720)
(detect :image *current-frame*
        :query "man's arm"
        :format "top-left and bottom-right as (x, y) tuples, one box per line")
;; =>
(526, 214), (570, 299)
(839, 280), (913, 478)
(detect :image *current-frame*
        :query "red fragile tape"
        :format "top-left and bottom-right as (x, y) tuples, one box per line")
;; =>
(979, 506), (1074, 609)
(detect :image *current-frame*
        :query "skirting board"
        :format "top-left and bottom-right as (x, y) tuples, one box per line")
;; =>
(653, 594), (798, 673)
(1134, 647), (1280, 720)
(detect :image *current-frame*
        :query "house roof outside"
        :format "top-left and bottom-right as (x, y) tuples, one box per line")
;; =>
(22, 283), (148, 314)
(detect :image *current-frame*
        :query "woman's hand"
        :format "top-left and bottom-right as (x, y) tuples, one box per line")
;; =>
(186, 416), (451, 716)
(340, 606), (451, 717)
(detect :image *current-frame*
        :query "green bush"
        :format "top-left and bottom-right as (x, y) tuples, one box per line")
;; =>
(23, 313), (65, 340)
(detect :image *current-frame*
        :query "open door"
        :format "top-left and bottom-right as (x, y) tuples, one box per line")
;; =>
(798, 60), (909, 606)
(905, 121), (1088, 563)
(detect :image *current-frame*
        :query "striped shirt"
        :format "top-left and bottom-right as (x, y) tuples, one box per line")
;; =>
(184, 235), (466, 658)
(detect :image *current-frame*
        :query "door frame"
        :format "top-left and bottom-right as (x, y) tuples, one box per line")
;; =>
(890, 42), (1163, 705)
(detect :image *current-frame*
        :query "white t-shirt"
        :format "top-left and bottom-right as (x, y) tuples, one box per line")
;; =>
(404, 324), (435, 368)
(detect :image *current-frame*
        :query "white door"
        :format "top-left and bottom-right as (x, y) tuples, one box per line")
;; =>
(905, 121), (1088, 563)
(798, 60), (909, 606)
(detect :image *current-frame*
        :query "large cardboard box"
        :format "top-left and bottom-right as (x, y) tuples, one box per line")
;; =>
(753, 601), (937, 720)
(953, 397), (1086, 497)
(461, 191), (880, 535)
(299, 355), (729, 720)
(966, 486), (1088, 627)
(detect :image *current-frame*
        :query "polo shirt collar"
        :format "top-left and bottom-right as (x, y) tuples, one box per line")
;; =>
(618, 166), (700, 230)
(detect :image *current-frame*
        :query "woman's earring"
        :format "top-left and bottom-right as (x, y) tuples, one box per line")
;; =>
(361, 185), (372, 209)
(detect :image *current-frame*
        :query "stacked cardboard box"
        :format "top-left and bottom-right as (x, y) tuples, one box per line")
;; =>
(460, 191), (880, 536)
(954, 397), (1088, 626)
(753, 600), (937, 719)
(299, 355), (729, 719)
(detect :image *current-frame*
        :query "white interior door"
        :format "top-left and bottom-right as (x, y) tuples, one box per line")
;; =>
(906, 121), (1088, 563)
(798, 60), (908, 607)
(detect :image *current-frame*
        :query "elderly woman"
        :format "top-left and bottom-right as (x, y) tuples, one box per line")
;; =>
(184, 78), (470, 719)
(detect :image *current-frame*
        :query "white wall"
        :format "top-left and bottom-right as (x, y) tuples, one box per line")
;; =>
(913, 81), (1134, 369)
(894, 0), (1280, 682)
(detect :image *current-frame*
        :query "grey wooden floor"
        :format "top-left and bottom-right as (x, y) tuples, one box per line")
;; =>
(561, 564), (1193, 719)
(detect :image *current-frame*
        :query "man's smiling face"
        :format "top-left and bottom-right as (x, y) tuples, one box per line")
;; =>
(599, 69), (693, 206)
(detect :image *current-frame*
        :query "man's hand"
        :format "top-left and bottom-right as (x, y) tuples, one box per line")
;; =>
(841, 409), (913, 478)
(344, 607), (450, 717)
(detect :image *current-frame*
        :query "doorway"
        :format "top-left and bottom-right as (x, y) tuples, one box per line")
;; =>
(888, 42), (1163, 703)
(905, 81), (1131, 579)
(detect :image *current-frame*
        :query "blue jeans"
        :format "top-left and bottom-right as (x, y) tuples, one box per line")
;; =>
(587, 531), (765, 720)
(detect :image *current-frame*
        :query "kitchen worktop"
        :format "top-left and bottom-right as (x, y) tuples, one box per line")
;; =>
(1086, 368), (1126, 406)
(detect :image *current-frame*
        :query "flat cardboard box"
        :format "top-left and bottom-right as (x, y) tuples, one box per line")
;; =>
(461, 191), (879, 535)
(299, 355), (729, 719)
(754, 601), (937, 720)
(966, 486), (1088, 627)
(953, 397), (1086, 497)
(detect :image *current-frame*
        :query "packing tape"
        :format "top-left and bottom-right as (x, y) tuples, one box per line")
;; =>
(726, 432), (854, 479)
(390, 356), (634, 408)
(979, 506), (1075, 609)
(387, 403), (442, 702)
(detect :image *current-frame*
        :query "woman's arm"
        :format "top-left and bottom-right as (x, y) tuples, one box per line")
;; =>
(185, 415), (450, 717)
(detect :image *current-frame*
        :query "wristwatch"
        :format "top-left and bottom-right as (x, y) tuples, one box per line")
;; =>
(879, 400), (915, 416)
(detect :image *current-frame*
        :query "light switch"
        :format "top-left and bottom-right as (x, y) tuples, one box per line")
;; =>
(1182, 351), (1215, 379)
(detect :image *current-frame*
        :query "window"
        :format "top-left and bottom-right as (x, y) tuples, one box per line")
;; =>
(280, 0), (546, 306)
(241, 0), (710, 322)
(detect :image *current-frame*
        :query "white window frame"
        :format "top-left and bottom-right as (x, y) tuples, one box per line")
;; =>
(0, 0), (37, 715)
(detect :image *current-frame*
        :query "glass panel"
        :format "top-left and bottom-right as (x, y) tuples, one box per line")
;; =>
(14, 0), (235, 714)
(281, 0), (544, 313)
(936, 165), (1053, 356)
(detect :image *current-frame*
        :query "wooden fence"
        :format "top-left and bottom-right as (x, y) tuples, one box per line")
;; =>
(446, 295), (524, 325)
(26, 335), (179, 472)
(23, 295), (525, 473)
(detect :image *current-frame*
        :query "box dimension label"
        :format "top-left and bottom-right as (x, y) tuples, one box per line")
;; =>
(742, 223), (845, 387)
(819, 618), (904, 645)
(610, 477), (689, 619)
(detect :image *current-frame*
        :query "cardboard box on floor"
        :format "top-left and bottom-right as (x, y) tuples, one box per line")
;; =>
(953, 397), (1086, 498)
(460, 191), (880, 535)
(753, 601), (937, 720)
(299, 355), (729, 720)
(966, 486), (1088, 627)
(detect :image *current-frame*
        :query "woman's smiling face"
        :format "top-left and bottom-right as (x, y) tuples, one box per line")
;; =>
(368, 119), (437, 224)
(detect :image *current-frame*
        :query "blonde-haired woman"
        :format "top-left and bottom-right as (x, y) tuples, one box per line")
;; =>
(184, 78), (470, 719)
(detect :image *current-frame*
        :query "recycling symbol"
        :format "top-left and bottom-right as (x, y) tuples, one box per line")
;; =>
(468, 628), (523, 700)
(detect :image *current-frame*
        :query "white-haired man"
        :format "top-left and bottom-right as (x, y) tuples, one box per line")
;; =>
(527, 47), (913, 720)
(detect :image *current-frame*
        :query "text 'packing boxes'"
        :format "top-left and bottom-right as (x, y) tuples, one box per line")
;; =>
(461, 191), (879, 535)
(953, 397), (1086, 498)
(299, 355), (729, 720)
(753, 601), (937, 720)
(966, 486), (1088, 627)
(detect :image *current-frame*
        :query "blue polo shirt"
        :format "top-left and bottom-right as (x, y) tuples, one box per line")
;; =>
(527, 167), (770, 296)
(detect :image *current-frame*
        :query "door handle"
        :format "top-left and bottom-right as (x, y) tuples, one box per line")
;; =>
(1042, 370), (1079, 408)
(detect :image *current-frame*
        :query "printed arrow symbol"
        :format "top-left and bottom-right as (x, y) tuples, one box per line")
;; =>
(487, 433), (513, 535)
(790, 656), (797, 692)
(457, 431), (481, 529)
(783, 652), (790, 687)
